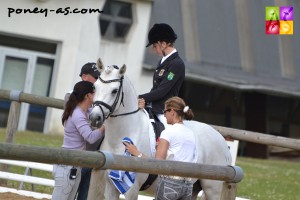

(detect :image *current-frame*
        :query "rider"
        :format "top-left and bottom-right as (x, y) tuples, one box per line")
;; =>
(138, 23), (185, 127)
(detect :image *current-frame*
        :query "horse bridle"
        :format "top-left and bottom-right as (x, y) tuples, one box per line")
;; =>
(93, 73), (139, 120)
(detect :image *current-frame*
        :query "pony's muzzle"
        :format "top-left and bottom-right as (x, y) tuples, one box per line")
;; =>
(89, 108), (104, 128)
(89, 115), (103, 128)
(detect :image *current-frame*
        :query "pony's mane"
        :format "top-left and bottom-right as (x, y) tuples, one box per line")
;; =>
(123, 75), (137, 99)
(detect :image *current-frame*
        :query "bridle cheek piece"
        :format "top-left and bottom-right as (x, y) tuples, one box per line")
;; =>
(93, 76), (124, 119)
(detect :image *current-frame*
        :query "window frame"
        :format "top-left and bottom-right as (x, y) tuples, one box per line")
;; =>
(99, 0), (134, 42)
(0, 45), (56, 132)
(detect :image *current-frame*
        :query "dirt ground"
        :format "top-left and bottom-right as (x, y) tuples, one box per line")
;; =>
(0, 192), (48, 200)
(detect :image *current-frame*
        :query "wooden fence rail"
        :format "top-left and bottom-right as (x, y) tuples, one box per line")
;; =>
(0, 143), (243, 183)
(0, 142), (243, 183)
(0, 89), (64, 109)
(0, 88), (300, 151)
(0, 142), (243, 199)
(213, 125), (300, 151)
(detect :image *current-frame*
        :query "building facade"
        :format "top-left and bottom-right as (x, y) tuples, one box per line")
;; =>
(143, 0), (300, 157)
(0, 0), (152, 134)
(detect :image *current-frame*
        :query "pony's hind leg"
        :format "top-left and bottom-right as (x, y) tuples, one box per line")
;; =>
(123, 186), (140, 200)
(105, 177), (120, 200)
(124, 173), (149, 200)
(87, 169), (105, 200)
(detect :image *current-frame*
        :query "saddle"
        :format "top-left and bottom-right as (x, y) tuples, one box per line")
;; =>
(145, 107), (165, 141)
(140, 107), (165, 191)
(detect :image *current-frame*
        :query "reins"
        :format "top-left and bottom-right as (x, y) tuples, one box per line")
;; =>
(110, 108), (140, 117)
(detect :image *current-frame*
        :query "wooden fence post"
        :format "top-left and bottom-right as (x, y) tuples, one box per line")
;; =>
(5, 101), (21, 143)
(220, 182), (237, 200)
(0, 91), (21, 184)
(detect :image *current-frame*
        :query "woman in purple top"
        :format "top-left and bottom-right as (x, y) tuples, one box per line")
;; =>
(52, 81), (105, 200)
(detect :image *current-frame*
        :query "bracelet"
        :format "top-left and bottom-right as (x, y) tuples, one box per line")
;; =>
(137, 153), (143, 158)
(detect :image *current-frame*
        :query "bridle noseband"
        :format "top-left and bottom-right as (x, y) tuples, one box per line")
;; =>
(93, 74), (139, 120)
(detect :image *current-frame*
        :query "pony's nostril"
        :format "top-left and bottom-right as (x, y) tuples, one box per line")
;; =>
(97, 116), (101, 121)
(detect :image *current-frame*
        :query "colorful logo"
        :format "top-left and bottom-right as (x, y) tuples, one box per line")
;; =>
(266, 6), (293, 35)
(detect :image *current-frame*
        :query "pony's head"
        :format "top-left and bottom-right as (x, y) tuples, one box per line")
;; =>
(89, 58), (126, 127)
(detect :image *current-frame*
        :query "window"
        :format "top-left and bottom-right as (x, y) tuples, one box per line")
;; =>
(0, 34), (56, 132)
(99, 0), (133, 41)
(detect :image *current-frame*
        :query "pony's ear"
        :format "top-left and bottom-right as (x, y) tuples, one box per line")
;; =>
(119, 64), (126, 75)
(96, 58), (104, 73)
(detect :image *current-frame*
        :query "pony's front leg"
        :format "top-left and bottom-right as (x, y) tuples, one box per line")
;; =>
(87, 168), (106, 200)
(105, 174), (120, 200)
(201, 179), (223, 200)
(123, 184), (140, 200)
(124, 173), (149, 200)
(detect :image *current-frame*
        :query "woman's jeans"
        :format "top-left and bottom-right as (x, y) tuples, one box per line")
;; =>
(156, 176), (193, 200)
(51, 164), (81, 200)
(76, 167), (92, 200)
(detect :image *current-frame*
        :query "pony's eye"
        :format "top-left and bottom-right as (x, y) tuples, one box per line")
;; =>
(112, 89), (118, 94)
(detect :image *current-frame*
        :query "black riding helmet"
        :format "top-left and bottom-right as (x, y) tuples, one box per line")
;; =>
(146, 23), (177, 47)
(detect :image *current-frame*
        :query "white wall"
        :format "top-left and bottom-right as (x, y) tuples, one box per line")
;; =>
(0, 0), (152, 134)
(1, 0), (102, 134)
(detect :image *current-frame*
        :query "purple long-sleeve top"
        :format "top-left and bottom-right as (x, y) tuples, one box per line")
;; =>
(62, 106), (104, 150)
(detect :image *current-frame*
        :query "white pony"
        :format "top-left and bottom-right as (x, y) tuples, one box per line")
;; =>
(88, 59), (232, 200)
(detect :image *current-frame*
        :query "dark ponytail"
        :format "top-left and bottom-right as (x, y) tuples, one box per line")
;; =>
(62, 81), (95, 125)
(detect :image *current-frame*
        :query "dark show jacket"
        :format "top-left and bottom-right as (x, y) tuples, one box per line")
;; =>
(139, 52), (185, 114)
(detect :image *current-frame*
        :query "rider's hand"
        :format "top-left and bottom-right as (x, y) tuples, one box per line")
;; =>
(138, 98), (145, 109)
